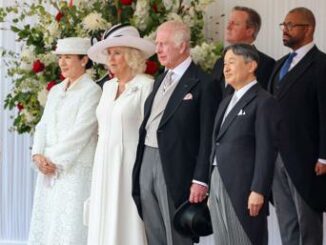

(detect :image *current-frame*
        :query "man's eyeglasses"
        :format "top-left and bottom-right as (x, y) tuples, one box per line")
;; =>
(279, 22), (310, 31)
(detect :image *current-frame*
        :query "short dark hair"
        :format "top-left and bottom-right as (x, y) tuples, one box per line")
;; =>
(233, 6), (261, 39)
(289, 7), (316, 30)
(78, 55), (93, 69)
(223, 43), (260, 73)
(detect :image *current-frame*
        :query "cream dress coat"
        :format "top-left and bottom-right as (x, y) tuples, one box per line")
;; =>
(28, 74), (101, 245)
(86, 74), (153, 245)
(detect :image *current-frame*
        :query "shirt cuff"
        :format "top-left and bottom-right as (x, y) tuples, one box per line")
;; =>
(318, 158), (326, 165)
(192, 179), (208, 187)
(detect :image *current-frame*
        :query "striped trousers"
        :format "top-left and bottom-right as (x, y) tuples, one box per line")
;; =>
(209, 167), (252, 245)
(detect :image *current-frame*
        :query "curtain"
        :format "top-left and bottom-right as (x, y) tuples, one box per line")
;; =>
(0, 3), (36, 243)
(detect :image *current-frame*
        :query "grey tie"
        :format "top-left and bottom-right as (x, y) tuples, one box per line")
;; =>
(163, 71), (174, 93)
(222, 94), (238, 125)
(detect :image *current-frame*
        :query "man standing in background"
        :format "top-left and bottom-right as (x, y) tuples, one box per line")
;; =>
(212, 6), (275, 97)
(270, 7), (326, 245)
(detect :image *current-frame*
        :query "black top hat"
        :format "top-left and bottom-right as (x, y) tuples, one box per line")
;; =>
(173, 200), (213, 240)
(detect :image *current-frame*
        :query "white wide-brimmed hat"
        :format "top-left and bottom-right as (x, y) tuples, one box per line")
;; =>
(53, 37), (91, 55)
(87, 24), (156, 64)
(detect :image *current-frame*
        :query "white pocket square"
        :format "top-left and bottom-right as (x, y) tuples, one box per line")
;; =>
(183, 93), (193, 100)
(237, 109), (246, 116)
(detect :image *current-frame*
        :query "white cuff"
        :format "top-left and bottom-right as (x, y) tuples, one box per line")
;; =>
(192, 179), (208, 187)
(318, 158), (326, 165)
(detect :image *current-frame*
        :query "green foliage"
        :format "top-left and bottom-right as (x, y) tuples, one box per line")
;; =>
(1, 0), (222, 134)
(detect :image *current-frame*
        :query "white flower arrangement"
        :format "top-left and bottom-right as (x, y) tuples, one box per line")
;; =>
(133, 0), (150, 31)
(191, 42), (223, 72)
(83, 12), (108, 32)
(1, 0), (222, 133)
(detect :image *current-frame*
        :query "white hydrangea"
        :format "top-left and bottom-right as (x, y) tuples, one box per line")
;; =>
(48, 22), (60, 36)
(19, 79), (39, 93)
(144, 31), (156, 42)
(163, 0), (179, 12)
(187, 6), (196, 18)
(21, 62), (33, 71)
(40, 53), (57, 66)
(42, 22), (60, 48)
(133, 0), (150, 31)
(21, 47), (35, 63)
(37, 87), (48, 107)
(21, 110), (35, 123)
(76, 0), (101, 8)
(167, 13), (183, 22)
(86, 68), (97, 80)
(183, 15), (195, 27)
(191, 42), (220, 71)
(83, 12), (108, 32)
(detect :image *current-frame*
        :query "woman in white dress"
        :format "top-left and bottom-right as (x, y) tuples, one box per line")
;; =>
(28, 37), (101, 245)
(86, 24), (155, 245)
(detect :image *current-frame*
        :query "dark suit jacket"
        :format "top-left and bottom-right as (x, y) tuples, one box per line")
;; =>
(132, 62), (221, 217)
(212, 48), (275, 97)
(210, 83), (280, 245)
(268, 46), (326, 211)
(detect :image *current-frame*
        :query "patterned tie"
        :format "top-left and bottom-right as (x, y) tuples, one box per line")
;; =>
(279, 52), (297, 80)
(163, 71), (174, 93)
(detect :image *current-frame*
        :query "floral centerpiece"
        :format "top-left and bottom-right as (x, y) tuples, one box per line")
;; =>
(0, 0), (222, 134)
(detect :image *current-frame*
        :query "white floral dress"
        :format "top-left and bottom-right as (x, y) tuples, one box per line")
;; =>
(28, 74), (101, 245)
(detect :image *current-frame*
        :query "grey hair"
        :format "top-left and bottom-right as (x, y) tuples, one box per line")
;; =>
(157, 20), (191, 48)
(233, 6), (261, 40)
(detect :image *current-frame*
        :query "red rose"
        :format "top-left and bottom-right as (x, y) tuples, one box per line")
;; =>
(17, 103), (24, 111)
(145, 60), (159, 75)
(32, 59), (45, 73)
(55, 12), (64, 22)
(152, 3), (158, 13)
(120, 0), (132, 5)
(46, 81), (57, 91)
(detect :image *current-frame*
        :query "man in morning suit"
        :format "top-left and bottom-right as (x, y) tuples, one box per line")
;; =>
(270, 7), (326, 245)
(212, 6), (275, 97)
(132, 20), (220, 245)
(209, 43), (280, 245)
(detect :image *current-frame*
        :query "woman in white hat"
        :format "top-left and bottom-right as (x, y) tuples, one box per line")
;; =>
(28, 37), (101, 245)
(86, 24), (155, 245)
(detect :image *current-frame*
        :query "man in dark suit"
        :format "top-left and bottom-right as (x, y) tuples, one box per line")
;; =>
(212, 6), (275, 97)
(269, 7), (326, 245)
(132, 20), (220, 245)
(209, 43), (280, 245)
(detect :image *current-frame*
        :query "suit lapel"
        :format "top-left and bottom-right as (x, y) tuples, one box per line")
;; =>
(268, 58), (285, 92)
(158, 63), (199, 128)
(212, 96), (231, 140)
(217, 84), (258, 140)
(275, 46), (317, 100)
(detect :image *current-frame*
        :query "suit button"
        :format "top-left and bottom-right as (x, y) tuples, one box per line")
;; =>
(216, 142), (220, 146)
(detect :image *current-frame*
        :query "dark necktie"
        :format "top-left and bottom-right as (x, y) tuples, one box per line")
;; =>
(279, 52), (297, 80)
